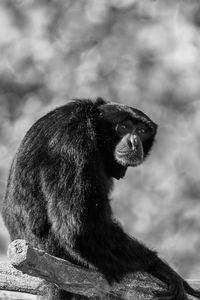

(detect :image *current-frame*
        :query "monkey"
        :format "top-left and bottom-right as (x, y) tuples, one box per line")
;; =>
(2, 98), (200, 300)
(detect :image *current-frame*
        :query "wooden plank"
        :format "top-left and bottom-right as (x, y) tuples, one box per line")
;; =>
(0, 239), (197, 299)
(0, 290), (37, 300)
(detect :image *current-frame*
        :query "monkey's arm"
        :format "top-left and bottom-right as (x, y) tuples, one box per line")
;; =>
(77, 222), (200, 299)
(148, 258), (200, 299)
(117, 226), (200, 299)
(39, 168), (200, 299)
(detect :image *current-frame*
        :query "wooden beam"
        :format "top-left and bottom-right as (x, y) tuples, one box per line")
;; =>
(0, 261), (46, 295)
(0, 290), (37, 299)
(0, 239), (198, 299)
(7, 239), (165, 299)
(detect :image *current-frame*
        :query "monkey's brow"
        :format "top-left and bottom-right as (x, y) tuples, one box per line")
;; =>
(105, 103), (155, 124)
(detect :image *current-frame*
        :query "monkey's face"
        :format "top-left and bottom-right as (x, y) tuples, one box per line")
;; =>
(114, 119), (150, 167)
(97, 102), (157, 178)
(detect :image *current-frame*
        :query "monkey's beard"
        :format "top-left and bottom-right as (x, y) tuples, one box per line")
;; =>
(115, 146), (144, 167)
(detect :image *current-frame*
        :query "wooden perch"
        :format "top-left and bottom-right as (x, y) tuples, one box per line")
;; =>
(6, 239), (164, 299)
(1, 239), (198, 299)
(0, 260), (46, 295)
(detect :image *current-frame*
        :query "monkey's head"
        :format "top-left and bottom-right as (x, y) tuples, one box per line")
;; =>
(96, 99), (157, 179)
(26, 98), (157, 182)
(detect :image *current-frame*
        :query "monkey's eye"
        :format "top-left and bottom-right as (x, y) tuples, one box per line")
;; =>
(136, 124), (149, 137)
(116, 120), (134, 135)
(138, 128), (146, 134)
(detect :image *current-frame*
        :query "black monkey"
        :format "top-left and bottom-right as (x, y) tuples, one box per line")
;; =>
(2, 98), (200, 300)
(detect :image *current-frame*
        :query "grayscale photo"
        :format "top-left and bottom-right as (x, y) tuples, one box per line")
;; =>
(0, 1), (200, 299)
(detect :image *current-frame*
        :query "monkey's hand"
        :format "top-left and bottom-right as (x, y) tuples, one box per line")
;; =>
(183, 279), (200, 299)
(153, 275), (188, 300)
(149, 258), (200, 299)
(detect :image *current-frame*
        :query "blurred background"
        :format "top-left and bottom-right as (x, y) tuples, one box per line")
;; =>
(0, 0), (200, 279)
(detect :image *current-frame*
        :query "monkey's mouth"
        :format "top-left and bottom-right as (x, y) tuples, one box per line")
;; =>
(115, 150), (143, 167)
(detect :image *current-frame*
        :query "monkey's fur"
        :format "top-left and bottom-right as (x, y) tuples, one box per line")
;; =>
(2, 99), (200, 299)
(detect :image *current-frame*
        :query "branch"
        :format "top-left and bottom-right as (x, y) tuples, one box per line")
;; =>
(0, 261), (46, 295)
(6, 239), (164, 299)
(0, 290), (37, 299)
(4, 239), (199, 299)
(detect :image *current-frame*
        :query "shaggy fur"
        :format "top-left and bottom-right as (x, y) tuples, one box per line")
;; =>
(2, 98), (200, 300)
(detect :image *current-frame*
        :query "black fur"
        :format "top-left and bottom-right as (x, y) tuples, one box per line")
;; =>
(2, 98), (200, 300)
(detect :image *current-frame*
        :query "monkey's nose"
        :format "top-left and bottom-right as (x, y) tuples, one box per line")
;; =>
(128, 135), (138, 149)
